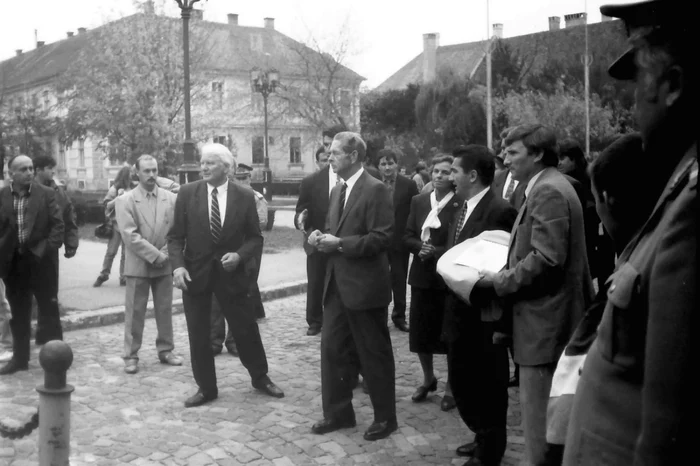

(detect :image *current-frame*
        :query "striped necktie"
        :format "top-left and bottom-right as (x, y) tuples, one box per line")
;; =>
(453, 201), (468, 244)
(210, 188), (222, 243)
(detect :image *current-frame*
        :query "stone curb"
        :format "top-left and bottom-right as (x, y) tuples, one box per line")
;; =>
(59, 280), (307, 332)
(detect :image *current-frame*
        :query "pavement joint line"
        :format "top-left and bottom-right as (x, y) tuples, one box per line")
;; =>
(55, 280), (307, 332)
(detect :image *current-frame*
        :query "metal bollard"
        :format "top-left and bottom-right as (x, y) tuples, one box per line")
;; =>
(36, 341), (74, 466)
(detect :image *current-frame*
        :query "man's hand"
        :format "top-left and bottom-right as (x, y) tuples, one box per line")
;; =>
(475, 270), (496, 288)
(296, 209), (309, 230)
(317, 234), (341, 253)
(64, 248), (77, 259)
(221, 252), (241, 272)
(418, 242), (436, 260)
(153, 253), (168, 269)
(307, 229), (323, 248)
(173, 267), (191, 291)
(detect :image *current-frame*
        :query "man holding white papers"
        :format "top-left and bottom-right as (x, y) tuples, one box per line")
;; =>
(444, 145), (516, 466)
(476, 124), (593, 465)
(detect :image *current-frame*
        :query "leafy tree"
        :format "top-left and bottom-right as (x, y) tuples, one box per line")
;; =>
(415, 68), (487, 151)
(55, 3), (212, 169)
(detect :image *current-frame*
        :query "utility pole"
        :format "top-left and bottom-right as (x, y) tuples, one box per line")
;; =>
(486, 0), (493, 150)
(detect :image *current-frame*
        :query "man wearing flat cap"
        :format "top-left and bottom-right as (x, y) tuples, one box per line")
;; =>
(564, 1), (697, 465)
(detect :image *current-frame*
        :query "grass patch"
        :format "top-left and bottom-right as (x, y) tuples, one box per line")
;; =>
(79, 223), (301, 254)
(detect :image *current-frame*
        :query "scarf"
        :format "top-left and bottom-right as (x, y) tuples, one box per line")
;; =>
(420, 190), (455, 242)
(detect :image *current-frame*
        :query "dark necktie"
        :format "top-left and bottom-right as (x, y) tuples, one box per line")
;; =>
(210, 187), (222, 243)
(504, 177), (516, 201)
(338, 182), (348, 218)
(454, 201), (468, 244)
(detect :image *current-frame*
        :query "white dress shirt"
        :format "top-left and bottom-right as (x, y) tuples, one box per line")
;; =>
(524, 169), (546, 199)
(464, 187), (490, 224)
(207, 180), (228, 227)
(341, 167), (364, 208)
(328, 168), (339, 197)
(501, 172), (520, 199)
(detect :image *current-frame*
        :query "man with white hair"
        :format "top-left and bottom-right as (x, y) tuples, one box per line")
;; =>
(168, 143), (284, 407)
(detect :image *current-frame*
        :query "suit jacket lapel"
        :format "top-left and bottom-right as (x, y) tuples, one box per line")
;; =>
(132, 188), (155, 237)
(0, 189), (16, 228)
(221, 182), (239, 239)
(25, 183), (41, 237)
(336, 171), (366, 232)
(195, 182), (213, 245)
(155, 188), (168, 235)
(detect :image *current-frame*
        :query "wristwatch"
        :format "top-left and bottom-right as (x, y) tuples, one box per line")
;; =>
(337, 238), (343, 253)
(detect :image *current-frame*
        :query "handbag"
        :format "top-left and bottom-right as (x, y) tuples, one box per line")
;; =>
(94, 221), (114, 240)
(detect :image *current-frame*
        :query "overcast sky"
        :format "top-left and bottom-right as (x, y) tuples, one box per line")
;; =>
(2, 0), (635, 89)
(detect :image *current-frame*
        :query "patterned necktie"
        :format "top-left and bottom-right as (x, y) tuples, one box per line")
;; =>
(338, 182), (348, 218)
(504, 177), (516, 201)
(453, 201), (468, 244)
(210, 187), (222, 243)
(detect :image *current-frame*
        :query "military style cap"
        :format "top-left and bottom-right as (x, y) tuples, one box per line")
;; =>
(601, 0), (683, 80)
(235, 163), (253, 180)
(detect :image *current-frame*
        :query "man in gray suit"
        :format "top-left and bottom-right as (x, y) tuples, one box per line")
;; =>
(116, 155), (183, 374)
(476, 124), (593, 465)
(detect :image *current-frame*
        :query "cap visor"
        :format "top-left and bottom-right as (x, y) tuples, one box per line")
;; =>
(608, 47), (636, 80)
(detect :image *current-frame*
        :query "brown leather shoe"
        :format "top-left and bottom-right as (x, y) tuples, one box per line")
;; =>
(363, 419), (398, 441)
(252, 377), (284, 398)
(184, 390), (217, 408)
(311, 417), (356, 435)
(0, 359), (29, 376)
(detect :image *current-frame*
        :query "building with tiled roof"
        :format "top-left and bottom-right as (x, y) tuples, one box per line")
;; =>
(1, 8), (363, 190)
(374, 13), (627, 93)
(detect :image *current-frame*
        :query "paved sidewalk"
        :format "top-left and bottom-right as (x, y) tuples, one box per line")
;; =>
(0, 293), (525, 466)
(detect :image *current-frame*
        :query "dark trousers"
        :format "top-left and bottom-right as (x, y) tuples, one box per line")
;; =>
(305, 252), (327, 330)
(35, 250), (64, 344)
(5, 250), (61, 363)
(321, 279), (396, 423)
(447, 316), (510, 462)
(388, 248), (409, 322)
(182, 265), (268, 396)
(210, 297), (236, 352)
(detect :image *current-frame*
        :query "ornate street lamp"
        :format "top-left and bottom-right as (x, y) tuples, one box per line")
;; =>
(250, 67), (279, 201)
(174, 0), (203, 184)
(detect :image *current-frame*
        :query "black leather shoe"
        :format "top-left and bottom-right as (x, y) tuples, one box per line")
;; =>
(184, 390), (217, 408)
(412, 378), (438, 402)
(363, 419), (398, 441)
(441, 395), (457, 412)
(456, 441), (478, 457)
(393, 320), (409, 332)
(212, 346), (222, 356)
(252, 377), (284, 398)
(226, 344), (239, 357)
(311, 417), (356, 434)
(0, 359), (29, 376)
(508, 376), (519, 387)
(306, 327), (321, 336)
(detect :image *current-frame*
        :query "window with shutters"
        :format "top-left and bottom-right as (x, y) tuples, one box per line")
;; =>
(289, 137), (301, 163)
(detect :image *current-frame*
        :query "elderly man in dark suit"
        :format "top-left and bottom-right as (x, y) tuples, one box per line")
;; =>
(168, 143), (283, 407)
(0, 155), (64, 375)
(295, 146), (339, 336)
(377, 148), (419, 332)
(476, 124), (594, 465)
(444, 146), (517, 466)
(307, 131), (397, 441)
(564, 1), (697, 464)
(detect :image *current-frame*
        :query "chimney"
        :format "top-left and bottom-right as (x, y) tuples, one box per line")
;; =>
(15, 49), (23, 56)
(548, 16), (561, 31)
(191, 9), (203, 20)
(37, 41), (45, 48)
(564, 12), (587, 28)
(492, 23), (503, 39)
(227, 13), (238, 25)
(601, 14), (612, 22)
(67, 31), (74, 38)
(264, 17), (275, 29)
(77, 27), (87, 34)
(422, 33), (439, 83)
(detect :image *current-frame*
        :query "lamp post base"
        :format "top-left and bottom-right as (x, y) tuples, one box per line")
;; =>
(262, 167), (273, 202)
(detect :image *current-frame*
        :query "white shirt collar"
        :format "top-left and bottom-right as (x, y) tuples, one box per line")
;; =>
(466, 186), (490, 212)
(343, 167), (364, 190)
(524, 169), (546, 198)
(207, 180), (229, 194)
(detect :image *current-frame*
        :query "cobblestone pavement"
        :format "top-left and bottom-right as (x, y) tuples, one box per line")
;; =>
(0, 294), (524, 466)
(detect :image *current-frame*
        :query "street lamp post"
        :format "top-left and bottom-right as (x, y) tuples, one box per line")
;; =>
(250, 67), (279, 201)
(175, 0), (202, 184)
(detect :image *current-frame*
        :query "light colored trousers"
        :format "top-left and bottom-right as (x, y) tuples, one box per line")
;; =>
(123, 275), (174, 361)
(0, 279), (11, 349)
(519, 364), (556, 466)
